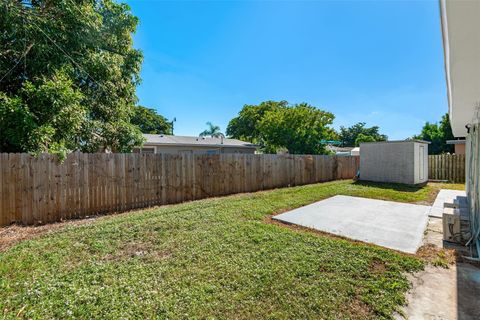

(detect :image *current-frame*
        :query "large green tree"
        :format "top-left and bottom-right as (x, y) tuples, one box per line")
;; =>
(259, 103), (335, 154)
(226, 100), (287, 145)
(414, 113), (454, 154)
(339, 122), (387, 147)
(0, 0), (144, 155)
(228, 101), (335, 154)
(131, 106), (172, 134)
(355, 133), (376, 146)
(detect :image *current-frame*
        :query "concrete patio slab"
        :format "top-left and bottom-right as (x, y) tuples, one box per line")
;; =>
(273, 195), (430, 253)
(429, 189), (466, 218)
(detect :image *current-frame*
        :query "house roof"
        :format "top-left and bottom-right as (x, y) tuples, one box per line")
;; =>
(440, 0), (480, 137)
(326, 145), (354, 153)
(446, 139), (466, 145)
(143, 134), (257, 149)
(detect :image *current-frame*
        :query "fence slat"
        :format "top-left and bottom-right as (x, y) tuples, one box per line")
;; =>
(428, 154), (465, 183)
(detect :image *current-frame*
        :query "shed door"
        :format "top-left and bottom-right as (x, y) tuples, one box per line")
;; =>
(419, 145), (425, 180)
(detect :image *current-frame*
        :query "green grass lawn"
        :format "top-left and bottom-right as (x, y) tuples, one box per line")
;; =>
(0, 180), (464, 319)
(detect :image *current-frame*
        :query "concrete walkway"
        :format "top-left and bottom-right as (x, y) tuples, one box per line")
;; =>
(398, 189), (480, 320)
(429, 189), (466, 218)
(399, 262), (480, 320)
(273, 195), (430, 253)
(397, 216), (480, 320)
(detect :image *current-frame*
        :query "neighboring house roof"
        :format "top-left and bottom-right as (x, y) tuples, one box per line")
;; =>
(143, 134), (257, 149)
(446, 139), (466, 145)
(326, 145), (354, 153)
(320, 140), (342, 146)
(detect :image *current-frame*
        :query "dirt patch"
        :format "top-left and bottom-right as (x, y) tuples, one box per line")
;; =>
(416, 243), (458, 267)
(103, 242), (173, 262)
(347, 296), (374, 319)
(0, 219), (96, 252)
(369, 259), (387, 273)
(271, 208), (291, 216)
(425, 188), (442, 206)
(0, 205), (171, 252)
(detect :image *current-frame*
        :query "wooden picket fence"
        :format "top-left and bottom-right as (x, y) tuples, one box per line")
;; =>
(0, 153), (359, 226)
(428, 154), (465, 183)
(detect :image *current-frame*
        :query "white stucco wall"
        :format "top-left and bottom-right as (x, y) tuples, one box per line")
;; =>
(360, 141), (428, 185)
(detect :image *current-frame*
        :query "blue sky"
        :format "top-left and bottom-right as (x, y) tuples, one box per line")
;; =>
(126, 0), (447, 140)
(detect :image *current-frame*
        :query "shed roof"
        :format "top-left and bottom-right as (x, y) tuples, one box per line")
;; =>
(360, 140), (431, 145)
(143, 134), (257, 149)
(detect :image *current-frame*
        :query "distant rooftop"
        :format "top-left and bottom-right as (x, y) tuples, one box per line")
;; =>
(446, 139), (466, 145)
(326, 145), (354, 152)
(143, 134), (257, 149)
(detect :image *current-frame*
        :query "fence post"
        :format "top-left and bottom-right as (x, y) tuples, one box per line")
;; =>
(333, 156), (338, 180)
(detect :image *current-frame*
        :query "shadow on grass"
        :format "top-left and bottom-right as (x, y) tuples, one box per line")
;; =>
(353, 180), (424, 193)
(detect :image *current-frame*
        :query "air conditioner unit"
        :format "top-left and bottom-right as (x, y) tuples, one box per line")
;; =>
(443, 207), (461, 243)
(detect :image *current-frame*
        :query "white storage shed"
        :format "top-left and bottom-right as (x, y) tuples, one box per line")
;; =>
(359, 140), (429, 185)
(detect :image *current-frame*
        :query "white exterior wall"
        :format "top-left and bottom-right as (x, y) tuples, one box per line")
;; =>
(440, 0), (480, 257)
(360, 141), (428, 185)
(466, 124), (480, 252)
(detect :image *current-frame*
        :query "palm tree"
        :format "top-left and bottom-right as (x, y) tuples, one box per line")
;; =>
(199, 122), (225, 138)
